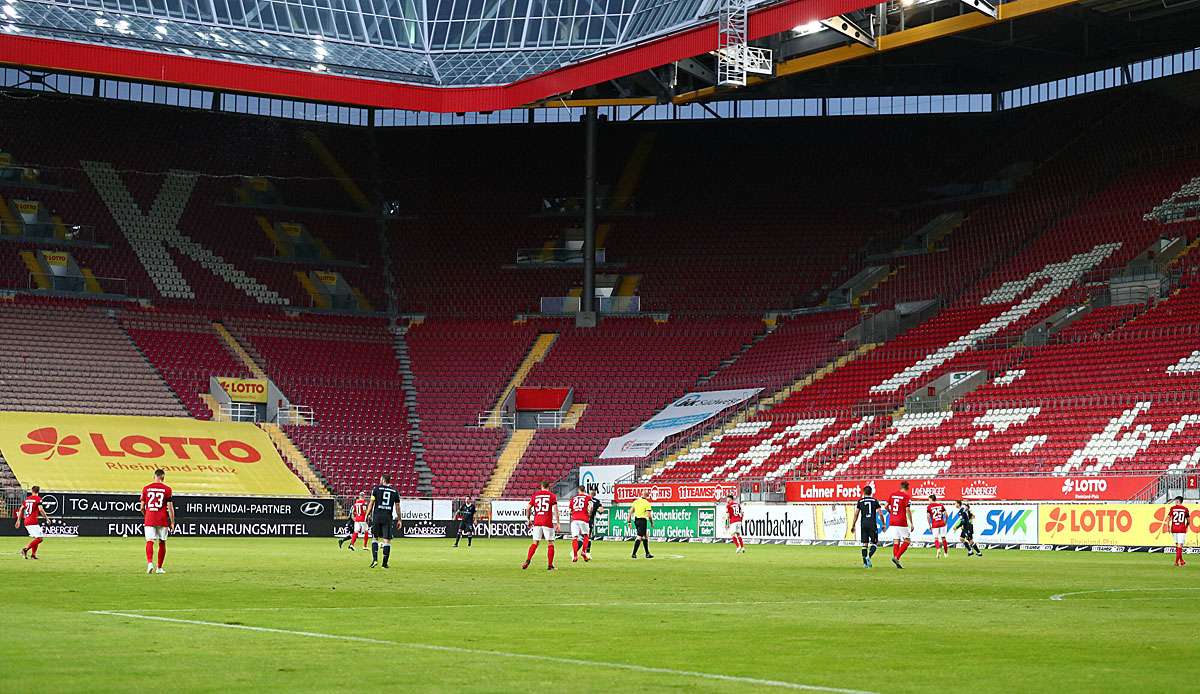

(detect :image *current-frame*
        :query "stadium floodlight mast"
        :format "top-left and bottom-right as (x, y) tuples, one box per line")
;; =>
(715, 0), (773, 86)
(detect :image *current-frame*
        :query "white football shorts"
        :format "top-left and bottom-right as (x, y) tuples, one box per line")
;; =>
(145, 525), (170, 541)
(24, 524), (43, 539)
(531, 525), (555, 541)
(889, 525), (911, 542)
(930, 526), (946, 540)
(728, 521), (743, 536)
(570, 520), (590, 538)
(354, 520), (369, 533)
(1174, 532), (1187, 545)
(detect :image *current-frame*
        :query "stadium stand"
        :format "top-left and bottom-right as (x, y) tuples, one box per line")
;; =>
(120, 308), (254, 419)
(651, 146), (1200, 482)
(0, 86), (1198, 502)
(404, 319), (540, 495)
(0, 297), (186, 416)
(504, 317), (761, 497)
(224, 315), (420, 496)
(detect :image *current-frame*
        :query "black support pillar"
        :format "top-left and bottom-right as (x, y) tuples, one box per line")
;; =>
(578, 105), (599, 328)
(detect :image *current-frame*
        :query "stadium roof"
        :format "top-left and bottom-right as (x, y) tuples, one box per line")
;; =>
(0, 0), (878, 110)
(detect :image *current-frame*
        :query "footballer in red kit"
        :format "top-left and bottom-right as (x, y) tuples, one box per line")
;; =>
(523, 481), (558, 570)
(725, 495), (746, 554)
(339, 493), (371, 550)
(569, 486), (594, 563)
(887, 482), (914, 569)
(16, 486), (48, 560)
(141, 469), (175, 574)
(926, 495), (949, 558)
(1166, 496), (1189, 567)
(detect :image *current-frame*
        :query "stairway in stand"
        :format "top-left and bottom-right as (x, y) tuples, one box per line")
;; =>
(260, 422), (330, 496)
(482, 429), (536, 499)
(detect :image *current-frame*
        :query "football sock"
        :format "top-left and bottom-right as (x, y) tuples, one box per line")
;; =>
(1177, 546), (1183, 563)
(349, 533), (358, 545)
(145, 540), (154, 563)
(868, 544), (877, 557)
(526, 543), (538, 562)
(547, 544), (555, 566)
(466, 535), (472, 547)
(371, 542), (379, 562)
(362, 533), (370, 547)
(572, 538), (580, 556)
(892, 543), (900, 559)
(29, 537), (42, 557)
(382, 545), (391, 567)
(157, 541), (167, 568)
(582, 535), (590, 552)
(899, 540), (911, 558)
(632, 539), (642, 555)
(861, 547), (868, 561)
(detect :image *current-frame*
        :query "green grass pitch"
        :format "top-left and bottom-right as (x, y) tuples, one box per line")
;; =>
(2, 537), (1196, 692)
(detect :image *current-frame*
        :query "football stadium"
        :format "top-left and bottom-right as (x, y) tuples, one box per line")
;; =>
(2, 0), (1200, 689)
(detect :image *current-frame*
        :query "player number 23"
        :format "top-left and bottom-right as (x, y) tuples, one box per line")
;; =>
(146, 490), (165, 511)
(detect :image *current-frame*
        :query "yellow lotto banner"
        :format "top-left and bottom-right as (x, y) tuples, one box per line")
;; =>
(41, 251), (71, 267)
(314, 271), (340, 287)
(0, 412), (309, 496)
(217, 377), (269, 403)
(1039, 504), (1200, 547)
(14, 199), (38, 215)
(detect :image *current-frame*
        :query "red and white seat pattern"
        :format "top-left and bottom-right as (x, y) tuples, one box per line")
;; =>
(652, 158), (1200, 483)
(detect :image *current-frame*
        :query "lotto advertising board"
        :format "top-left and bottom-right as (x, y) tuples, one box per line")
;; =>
(2, 492), (334, 537)
(0, 412), (310, 496)
(1038, 504), (1200, 548)
(216, 377), (269, 404)
(784, 476), (1156, 503)
(606, 504), (715, 540)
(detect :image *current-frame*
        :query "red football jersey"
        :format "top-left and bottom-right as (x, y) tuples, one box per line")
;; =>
(927, 503), (947, 529)
(352, 499), (369, 522)
(529, 490), (557, 527)
(887, 491), (911, 527)
(726, 501), (744, 523)
(141, 482), (173, 527)
(1169, 504), (1190, 534)
(20, 495), (42, 526)
(569, 493), (593, 522)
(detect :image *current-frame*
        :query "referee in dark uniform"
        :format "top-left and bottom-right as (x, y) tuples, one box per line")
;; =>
(365, 473), (401, 568)
(454, 496), (477, 548)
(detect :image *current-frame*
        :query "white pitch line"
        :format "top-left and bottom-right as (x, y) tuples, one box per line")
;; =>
(89, 610), (876, 694)
(99, 596), (1043, 614)
(1049, 587), (1200, 601)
